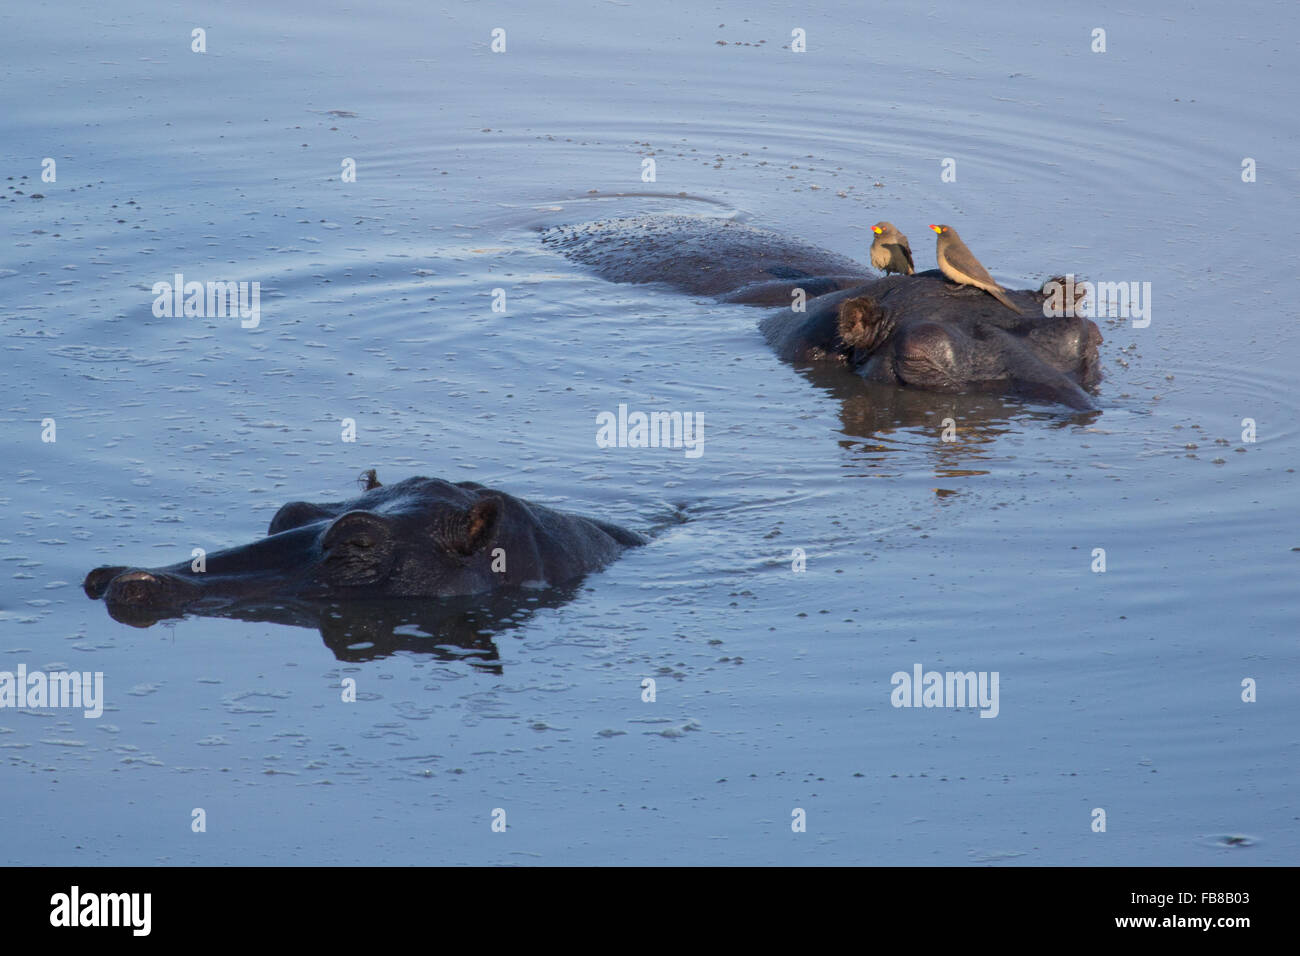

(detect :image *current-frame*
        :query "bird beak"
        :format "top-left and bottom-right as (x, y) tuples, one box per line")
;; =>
(929, 225), (942, 234)
(872, 226), (882, 235)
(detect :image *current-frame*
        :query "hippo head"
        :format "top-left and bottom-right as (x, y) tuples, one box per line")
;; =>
(264, 488), (505, 590)
(83, 477), (508, 626)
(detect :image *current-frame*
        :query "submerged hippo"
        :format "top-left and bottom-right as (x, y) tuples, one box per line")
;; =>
(542, 215), (1102, 411)
(84, 472), (645, 626)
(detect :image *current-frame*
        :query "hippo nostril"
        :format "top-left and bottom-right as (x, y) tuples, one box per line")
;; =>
(110, 571), (164, 605)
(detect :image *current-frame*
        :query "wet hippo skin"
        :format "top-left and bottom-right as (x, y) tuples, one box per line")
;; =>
(84, 473), (645, 626)
(543, 215), (1102, 411)
(762, 273), (1103, 411)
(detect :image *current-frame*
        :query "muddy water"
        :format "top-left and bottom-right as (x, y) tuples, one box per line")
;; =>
(1, 0), (1296, 864)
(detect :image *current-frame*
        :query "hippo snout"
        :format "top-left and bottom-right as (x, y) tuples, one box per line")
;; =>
(88, 568), (203, 626)
(83, 565), (130, 599)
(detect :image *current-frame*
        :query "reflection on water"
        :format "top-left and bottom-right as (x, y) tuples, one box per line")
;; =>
(109, 582), (589, 669)
(783, 360), (1101, 478)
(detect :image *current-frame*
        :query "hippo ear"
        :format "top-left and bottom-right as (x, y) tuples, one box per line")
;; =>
(837, 296), (890, 353)
(453, 496), (502, 556)
(269, 501), (337, 536)
(320, 511), (395, 586)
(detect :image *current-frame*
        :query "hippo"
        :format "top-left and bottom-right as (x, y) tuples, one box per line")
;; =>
(84, 471), (645, 627)
(541, 214), (1103, 411)
(762, 274), (1102, 411)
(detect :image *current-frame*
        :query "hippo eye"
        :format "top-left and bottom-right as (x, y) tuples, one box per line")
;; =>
(319, 511), (394, 586)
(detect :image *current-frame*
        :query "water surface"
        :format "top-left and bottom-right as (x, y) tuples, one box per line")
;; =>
(1, 0), (1296, 865)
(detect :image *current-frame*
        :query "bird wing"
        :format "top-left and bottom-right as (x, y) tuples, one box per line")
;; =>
(945, 240), (998, 286)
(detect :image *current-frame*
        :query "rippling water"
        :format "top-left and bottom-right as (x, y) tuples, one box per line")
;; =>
(1, 0), (1296, 865)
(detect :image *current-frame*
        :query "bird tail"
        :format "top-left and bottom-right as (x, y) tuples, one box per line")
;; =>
(989, 286), (1022, 314)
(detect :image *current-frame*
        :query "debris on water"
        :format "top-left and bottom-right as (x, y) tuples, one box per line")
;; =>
(1211, 834), (1256, 848)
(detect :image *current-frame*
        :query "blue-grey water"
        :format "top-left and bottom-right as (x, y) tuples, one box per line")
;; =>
(1, 0), (1296, 865)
